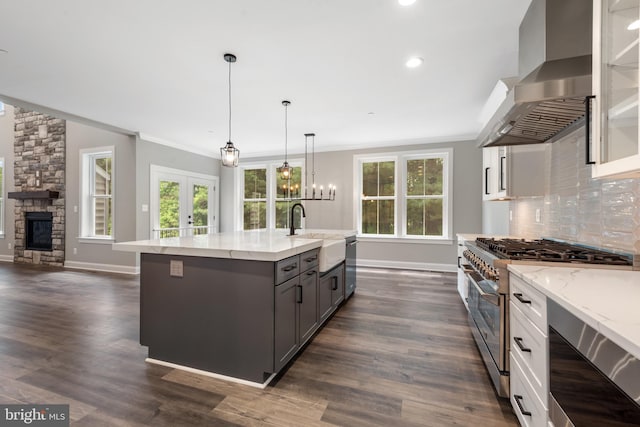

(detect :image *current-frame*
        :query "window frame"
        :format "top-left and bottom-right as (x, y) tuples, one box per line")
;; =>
(237, 158), (304, 231)
(79, 146), (115, 242)
(354, 148), (453, 242)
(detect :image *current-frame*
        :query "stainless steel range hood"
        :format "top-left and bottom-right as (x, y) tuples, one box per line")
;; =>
(477, 0), (593, 147)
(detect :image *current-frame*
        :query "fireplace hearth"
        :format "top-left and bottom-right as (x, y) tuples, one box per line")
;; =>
(25, 212), (53, 251)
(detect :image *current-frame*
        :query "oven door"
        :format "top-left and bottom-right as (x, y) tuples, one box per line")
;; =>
(466, 271), (504, 371)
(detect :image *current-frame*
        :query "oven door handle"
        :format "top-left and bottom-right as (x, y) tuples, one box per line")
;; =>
(468, 274), (500, 306)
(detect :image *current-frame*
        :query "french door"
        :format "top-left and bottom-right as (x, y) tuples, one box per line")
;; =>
(150, 165), (219, 238)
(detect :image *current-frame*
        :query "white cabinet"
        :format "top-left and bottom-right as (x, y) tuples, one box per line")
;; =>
(509, 273), (549, 427)
(482, 145), (545, 201)
(592, 0), (640, 178)
(456, 237), (469, 310)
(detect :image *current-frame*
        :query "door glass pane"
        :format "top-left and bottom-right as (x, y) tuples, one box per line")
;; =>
(603, 0), (640, 162)
(244, 201), (266, 229)
(192, 184), (209, 229)
(406, 199), (443, 236)
(160, 180), (180, 231)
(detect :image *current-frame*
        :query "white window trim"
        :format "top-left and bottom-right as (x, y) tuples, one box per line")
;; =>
(79, 146), (115, 242)
(354, 148), (453, 242)
(237, 158), (304, 231)
(0, 101), (5, 116)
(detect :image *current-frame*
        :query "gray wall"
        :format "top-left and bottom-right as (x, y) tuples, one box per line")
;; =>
(135, 138), (220, 240)
(0, 104), (15, 260)
(226, 138), (483, 270)
(65, 121), (138, 268)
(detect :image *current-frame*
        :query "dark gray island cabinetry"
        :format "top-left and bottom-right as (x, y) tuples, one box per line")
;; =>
(139, 247), (343, 385)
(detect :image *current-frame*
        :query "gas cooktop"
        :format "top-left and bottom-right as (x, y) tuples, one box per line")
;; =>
(475, 237), (633, 266)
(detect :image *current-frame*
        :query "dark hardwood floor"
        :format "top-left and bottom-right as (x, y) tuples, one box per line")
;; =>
(0, 263), (517, 426)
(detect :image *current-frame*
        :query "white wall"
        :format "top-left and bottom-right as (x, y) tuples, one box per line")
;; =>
(65, 121), (138, 272)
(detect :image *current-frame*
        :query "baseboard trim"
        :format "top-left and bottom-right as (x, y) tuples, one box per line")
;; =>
(145, 358), (276, 389)
(0, 255), (14, 263)
(357, 259), (456, 273)
(63, 261), (140, 275)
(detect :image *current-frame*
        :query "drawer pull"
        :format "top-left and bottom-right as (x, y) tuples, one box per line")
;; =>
(306, 270), (316, 276)
(513, 293), (532, 305)
(513, 337), (531, 353)
(282, 264), (298, 272)
(513, 394), (532, 417)
(304, 256), (317, 262)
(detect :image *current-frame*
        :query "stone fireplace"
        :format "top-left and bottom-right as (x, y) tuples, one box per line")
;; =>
(9, 108), (66, 266)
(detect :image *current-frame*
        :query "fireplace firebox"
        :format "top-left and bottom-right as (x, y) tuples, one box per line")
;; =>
(25, 212), (53, 251)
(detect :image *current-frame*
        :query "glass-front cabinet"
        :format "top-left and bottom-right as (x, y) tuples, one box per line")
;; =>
(592, 0), (640, 178)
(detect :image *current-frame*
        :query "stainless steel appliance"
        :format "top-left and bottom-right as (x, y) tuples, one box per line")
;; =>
(345, 236), (357, 298)
(462, 237), (636, 398)
(548, 299), (640, 426)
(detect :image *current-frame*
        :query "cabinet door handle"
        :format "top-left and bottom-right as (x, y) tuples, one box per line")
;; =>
(306, 270), (316, 276)
(297, 285), (303, 304)
(513, 293), (532, 305)
(282, 263), (297, 272)
(348, 240), (358, 246)
(484, 167), (490, 195)
(331, 276), (338, 291)
(585, 95), (596, 165)
(513, 337), (531, 353)
(499, 156), (506, 191)
(513, 395), (532, 416)
(457, 256), (461, 269)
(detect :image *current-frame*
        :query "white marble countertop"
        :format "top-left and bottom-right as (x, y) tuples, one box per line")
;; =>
(508, 264), (640, 360)
(113, 229), (356, 262)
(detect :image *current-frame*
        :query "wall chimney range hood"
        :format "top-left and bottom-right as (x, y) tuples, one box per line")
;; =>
(477, 0), (593, 148)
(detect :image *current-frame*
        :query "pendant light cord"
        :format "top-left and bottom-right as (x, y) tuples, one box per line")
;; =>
(228, 59), (232, 142)
(284, 103), (288, 162)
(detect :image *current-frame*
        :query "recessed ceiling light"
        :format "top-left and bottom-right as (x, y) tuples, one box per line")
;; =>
(368, 112), (375, 115)
(406, 57), (424, 68)
(628, 20), (640, 30)
(398, 0), (417, 6)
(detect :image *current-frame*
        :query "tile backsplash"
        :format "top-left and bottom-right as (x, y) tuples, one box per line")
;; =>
(509, 127), (640, 254)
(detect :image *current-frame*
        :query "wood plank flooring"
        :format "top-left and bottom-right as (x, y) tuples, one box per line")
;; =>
(0, 263), (517, 426)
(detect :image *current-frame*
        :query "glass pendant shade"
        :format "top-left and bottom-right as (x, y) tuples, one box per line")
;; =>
(221, 141), (239, 167)
(279, 161), (292, 180)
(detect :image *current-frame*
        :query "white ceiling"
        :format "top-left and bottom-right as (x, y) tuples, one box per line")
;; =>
(0, 0), (531, 158)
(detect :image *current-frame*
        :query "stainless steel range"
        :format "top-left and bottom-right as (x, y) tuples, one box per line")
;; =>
(461, 237), (636, 398)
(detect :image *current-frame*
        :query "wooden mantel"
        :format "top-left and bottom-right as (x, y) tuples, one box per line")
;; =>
(8, 190), (60, 200)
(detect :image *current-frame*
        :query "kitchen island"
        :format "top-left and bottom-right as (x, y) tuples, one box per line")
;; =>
(113, 229), (356, 388)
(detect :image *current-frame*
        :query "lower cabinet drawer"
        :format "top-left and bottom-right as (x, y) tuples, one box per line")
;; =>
(510, 353), (548, 427)
(510, 301), (548, 406)
(276, 256), (300, 285)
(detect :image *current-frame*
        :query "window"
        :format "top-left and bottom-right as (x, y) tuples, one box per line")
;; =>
(0, 158), (4, 236)
(0, 101), (4, 116)
(80, 147), (114, 239)
(240, 161), (303, 230)
(356, 149), (451, 240)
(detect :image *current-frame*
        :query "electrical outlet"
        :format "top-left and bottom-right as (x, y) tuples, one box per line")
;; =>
(509, 210), (513, 221)
(142, 204), (149, 212)
(73, 247), (77, 255)
(8, 243), (11, 250)
(535, 208), (541, 223)
(73, 205), (78, 213)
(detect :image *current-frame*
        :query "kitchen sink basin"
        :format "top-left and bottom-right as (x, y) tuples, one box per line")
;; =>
(290, 233), (346, 272)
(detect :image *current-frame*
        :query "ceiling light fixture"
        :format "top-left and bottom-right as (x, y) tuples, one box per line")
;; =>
(279, 100), (293, 180)
(220, 53), (239, 167)
(628, 20), (640, 30)
(398, 0), (417, 5)
(406, 57), (424, 68)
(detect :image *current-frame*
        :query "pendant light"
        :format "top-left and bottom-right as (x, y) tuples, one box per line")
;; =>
(278, 100), (292, 180)
(220, 53), (239, 167)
